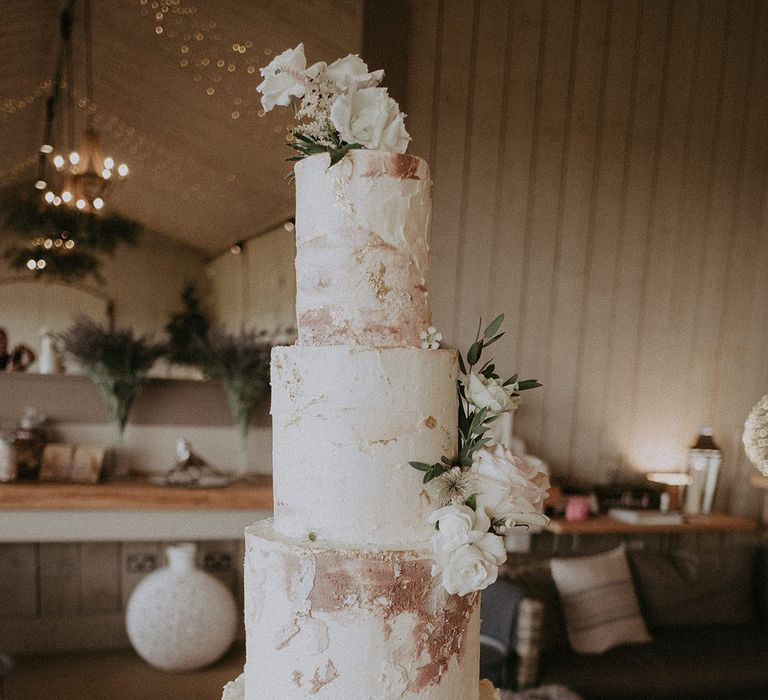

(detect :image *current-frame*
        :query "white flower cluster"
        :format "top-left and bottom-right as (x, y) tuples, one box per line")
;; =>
(419, 326), (443, 349)
(257, 44), (410, 153)
(428, 445), (550, 595)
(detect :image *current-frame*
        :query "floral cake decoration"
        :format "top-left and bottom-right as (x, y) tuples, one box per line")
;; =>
(257, 44), (409, 175)
(412, 315), (550, 596)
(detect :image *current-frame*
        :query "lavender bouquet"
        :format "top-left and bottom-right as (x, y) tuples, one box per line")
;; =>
(60, 317), (166, 441)
(193, 327), (273, 442)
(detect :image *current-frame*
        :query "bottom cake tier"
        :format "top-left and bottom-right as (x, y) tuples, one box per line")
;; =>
(244, 519), (481, 699)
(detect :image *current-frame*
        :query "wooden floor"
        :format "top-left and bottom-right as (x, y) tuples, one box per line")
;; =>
(4, 644), (245, 700)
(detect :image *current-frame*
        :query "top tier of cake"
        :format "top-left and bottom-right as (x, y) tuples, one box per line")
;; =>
(294, 150), (432, 347)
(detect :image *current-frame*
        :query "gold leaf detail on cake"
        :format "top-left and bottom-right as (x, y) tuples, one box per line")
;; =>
(367, 263), (391, 302)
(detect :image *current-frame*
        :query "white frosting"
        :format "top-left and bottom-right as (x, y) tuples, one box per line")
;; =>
(294, 151), (432, 347)
(243, 520), (480, 700)
(271, 345), (458, 547)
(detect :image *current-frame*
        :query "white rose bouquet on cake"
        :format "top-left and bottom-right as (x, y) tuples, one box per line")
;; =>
(410, 315), (550, 595)
(256, 44), (410, 175)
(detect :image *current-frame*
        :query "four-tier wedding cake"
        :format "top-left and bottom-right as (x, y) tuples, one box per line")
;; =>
(223, 44), (549, 700)
(242, 148), (482, 698)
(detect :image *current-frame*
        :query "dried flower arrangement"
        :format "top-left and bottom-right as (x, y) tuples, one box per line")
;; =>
(59, 317), (166, 440)
(193, 327), (274, 442)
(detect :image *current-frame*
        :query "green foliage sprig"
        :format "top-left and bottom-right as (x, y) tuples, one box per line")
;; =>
(409, 314), (542, 488)
(285, 131), (363, 182)
(165, 283), (211, 366)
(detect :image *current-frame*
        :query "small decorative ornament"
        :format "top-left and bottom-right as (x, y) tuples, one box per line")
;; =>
(744, 394), (768, 475)
(419, 326), (443, 349)
(126, 543), (238, 672)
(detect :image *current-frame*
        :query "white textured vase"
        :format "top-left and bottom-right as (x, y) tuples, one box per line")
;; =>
(126, 543), (238, 672)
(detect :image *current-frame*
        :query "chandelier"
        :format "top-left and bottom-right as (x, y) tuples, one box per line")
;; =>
(35, 0), (128, 214)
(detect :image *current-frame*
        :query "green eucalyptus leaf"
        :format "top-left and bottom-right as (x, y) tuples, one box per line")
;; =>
(465, 494), (478, 510)
(517, 379), (542, 391)
(467, 341), (483, 366)
(503, 374), (518, 387)
(482, 332), (505, 348)
(410, 461), (432, 472)
(457, 352), (467, 375)
(484, 314), (504, 338)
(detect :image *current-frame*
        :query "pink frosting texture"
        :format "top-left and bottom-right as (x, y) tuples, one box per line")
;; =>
(294, 151), (432, 347)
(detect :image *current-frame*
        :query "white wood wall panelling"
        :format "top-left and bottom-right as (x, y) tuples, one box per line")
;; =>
(405, 0), (768, 515)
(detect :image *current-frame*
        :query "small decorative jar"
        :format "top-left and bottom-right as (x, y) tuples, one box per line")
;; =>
(12, 408), (46, 480)
(125, 543), (238, 672)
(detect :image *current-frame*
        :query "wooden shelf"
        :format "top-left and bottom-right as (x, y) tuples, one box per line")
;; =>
(546, 512), (757, 535)
(0, 475), (273, 511)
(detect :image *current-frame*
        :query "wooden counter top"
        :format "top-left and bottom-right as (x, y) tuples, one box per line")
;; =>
(0, 475), (273, 511)
(546, 512), (757, 535)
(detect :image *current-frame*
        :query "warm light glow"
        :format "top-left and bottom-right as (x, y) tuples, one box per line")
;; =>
(54, 238), (63, 248)
(26, 259), (36, 270)
(117, 163), (129, 177)
(40, 144), (53, 154)
(62, 190), (72, 203)
(44, 191), (55, 203)
(43, 239), (53, 249)
(53, 196), (61, 206)
(103, 157), (115, 170)
(69, 151), (80, 165)
(283, 221), (295, 232)
(647, 472), (691, 486)
(36, 259), (46, 269)
(65, 240), (75, 249)
(34, 180), (47, 190)
(93, 197), (104, 210)
(76, 198), (87, 209)
(53, 155), (65, 169)
(102, 168), (112, 179)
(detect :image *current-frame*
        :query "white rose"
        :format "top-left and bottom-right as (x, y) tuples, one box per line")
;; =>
(429, 505), (506, 595)
(428, 504), (478, 552)
(440, 534), (507, 595)
(465, 372), (517, 413)
(257, 44), (308, 112)
(470, 444), (550, 530)
(322, 54), (384, 92)
(330, 87), (410, 153)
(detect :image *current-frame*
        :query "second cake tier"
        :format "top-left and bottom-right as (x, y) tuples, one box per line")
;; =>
(271, 345), (458, 547)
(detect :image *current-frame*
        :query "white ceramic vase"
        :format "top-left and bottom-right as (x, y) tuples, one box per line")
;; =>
(126, 543), (238, 672)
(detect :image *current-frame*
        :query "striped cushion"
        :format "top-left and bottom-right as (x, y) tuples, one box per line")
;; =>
(550, 545), (651, 654)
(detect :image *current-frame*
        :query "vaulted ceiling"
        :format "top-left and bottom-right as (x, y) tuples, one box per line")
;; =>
(1, 0), (362, 255)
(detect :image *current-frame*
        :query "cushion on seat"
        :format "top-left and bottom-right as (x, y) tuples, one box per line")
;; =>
(550, 545), (651, 654)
